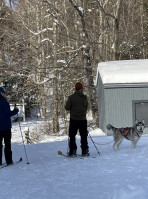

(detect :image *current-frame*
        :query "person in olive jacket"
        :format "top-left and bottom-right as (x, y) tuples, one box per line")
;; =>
(65, 82), (89, 156)
(0, 87), (19, 165)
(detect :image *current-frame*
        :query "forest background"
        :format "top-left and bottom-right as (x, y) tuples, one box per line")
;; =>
(0, 0), (148, 136)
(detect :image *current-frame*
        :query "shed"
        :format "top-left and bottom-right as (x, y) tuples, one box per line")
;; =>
(10, 102), (25, 122)
(96, 59), (148, 135)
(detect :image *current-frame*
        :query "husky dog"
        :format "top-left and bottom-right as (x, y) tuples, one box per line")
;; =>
(107, 120), (145, 151)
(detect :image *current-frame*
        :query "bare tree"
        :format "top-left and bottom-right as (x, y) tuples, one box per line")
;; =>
(69, 0), (99, 126)
(0, 0), (147, 135)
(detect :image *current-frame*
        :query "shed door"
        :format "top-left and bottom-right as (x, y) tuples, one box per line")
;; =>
(134, 102), (148, 126)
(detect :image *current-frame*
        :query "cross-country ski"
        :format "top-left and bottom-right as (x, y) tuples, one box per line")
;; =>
(58, 150), (96, 159)
(0, 157), (22, 169)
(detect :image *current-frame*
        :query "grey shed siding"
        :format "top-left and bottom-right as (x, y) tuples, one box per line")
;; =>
(96, 75), (106, 132)
(96, 59), (148, 135)
(96, 75), (105, 132)
(104, 86), (148, 134)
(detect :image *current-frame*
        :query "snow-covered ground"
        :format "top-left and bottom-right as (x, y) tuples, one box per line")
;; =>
(1, 120), (148, 199)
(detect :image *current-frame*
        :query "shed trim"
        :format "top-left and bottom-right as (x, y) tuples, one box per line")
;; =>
(104, 83), (148, 89)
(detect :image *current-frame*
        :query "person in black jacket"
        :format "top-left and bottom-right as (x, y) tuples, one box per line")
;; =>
(0, 87), (19, 165)
(65, 82), (89, 156)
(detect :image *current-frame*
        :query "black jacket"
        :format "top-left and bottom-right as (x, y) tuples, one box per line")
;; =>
(65, 91), (88, 120)
(0, 95), (18, 131)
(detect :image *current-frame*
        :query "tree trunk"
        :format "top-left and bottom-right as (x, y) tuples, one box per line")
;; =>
(69, 0), (99, 127)
(113, 0), (122, 60)
(52, 19), (59, 134)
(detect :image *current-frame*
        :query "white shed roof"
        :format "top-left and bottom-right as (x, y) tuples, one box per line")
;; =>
(97, 59), (148, 84)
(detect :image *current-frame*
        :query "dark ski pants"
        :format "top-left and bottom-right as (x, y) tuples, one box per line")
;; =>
(0, 130), (12, 164)
(69, 119), (89, 153)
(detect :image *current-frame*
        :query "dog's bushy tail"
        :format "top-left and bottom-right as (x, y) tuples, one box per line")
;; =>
(106, 124), (113, 130)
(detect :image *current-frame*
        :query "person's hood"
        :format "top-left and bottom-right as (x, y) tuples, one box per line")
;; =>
(75, 90), (86, 99)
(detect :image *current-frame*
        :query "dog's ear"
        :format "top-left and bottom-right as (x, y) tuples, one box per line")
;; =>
(142, 119), (145, 124)
(135, 120), (138, 124)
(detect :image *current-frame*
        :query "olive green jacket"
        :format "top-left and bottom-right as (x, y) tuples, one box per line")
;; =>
(65, 91), (88, 120)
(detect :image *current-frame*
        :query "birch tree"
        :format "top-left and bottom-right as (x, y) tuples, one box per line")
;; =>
(69, 0), (99, 126)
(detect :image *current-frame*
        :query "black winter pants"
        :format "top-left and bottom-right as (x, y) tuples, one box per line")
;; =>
(69, 119), (89, 153)
(0, 130), (12, 164)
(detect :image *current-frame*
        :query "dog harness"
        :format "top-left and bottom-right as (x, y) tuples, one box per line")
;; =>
(135, 130), (141, 138)
(120, 128), (141, 140)
(119, 128), (130, 140)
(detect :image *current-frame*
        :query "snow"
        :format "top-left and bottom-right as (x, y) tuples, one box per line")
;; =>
(41, 38), (53, 44)
(78, 6), (84, 15)
(97, 59), (148, 84)
(57, 60), (66, 64)
(1, 120), (148, 199)
(29, 27), (53, 36)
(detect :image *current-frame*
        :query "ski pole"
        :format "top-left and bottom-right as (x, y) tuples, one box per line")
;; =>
(67, 137), (69, 155)
(15, 104), (30, 164)
(88, 132), (100, 155)
(65, 111), (70, 155)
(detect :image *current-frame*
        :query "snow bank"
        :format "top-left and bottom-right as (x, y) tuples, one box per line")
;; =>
(89, 128), (105, 136)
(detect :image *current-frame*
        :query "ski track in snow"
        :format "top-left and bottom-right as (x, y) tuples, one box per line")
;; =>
(1, 121), (148, 199)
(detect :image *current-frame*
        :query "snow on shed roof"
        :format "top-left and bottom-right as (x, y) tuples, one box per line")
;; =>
(97, 59), (148, 85)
